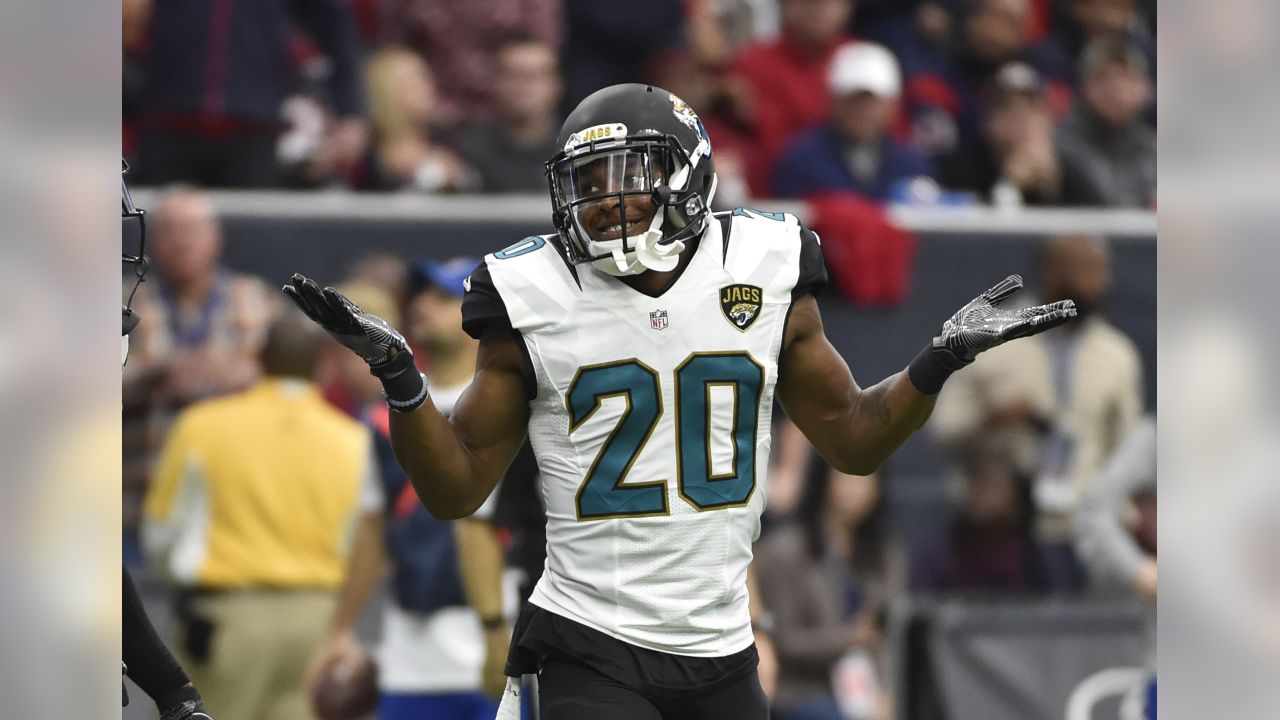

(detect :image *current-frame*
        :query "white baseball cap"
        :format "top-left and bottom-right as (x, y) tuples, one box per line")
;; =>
(828, 42), (901, 98)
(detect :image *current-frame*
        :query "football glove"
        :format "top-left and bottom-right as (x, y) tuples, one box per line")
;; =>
(283, 274), (428, 412)
(909, 274), (1076, 394)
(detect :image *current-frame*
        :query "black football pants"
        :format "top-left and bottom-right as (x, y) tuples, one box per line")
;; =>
(538, 656), (769, 720)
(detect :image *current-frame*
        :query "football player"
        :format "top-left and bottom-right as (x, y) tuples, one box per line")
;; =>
(285, 84), (1075, 719)
(122, 161), (213, 720)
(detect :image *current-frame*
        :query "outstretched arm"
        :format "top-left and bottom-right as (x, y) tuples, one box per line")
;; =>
(388, 325), (530, 518)
(776, 298), (934, 475)
(777, 275), (1075, 475)
(284, 276), (530, 519)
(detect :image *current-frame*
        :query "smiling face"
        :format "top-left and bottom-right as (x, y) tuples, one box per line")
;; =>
(564, 150), (667, 243)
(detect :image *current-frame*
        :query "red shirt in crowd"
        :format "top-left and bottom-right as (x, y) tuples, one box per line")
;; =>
(731, 33), (857, 196)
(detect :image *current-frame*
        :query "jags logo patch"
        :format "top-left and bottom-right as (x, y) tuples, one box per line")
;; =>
(719, 284), (763, 331)
(670, 94), (700, 132)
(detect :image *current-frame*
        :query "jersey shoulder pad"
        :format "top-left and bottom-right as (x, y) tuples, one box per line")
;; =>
(716, 208), (825, 301)
(471, 234), (579, 334)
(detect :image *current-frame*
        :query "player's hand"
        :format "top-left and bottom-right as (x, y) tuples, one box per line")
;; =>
(931, 274), (1076, 368)
(755, 629), (779, 701)
(305, 630), (363, 705)
(283, 274), (427, 411)
(284, 274), (410, 368)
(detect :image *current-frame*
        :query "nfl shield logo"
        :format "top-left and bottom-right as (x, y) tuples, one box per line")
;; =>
(649, 309), (669, 331)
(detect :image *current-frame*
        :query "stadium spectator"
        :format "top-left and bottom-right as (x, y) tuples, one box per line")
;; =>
(128, 0), (367, 187)
(384, 0), (562, 128)
(931, 234), (1142, 561)
(560, 0), (686, 115)
(306, 259), (507, 720)
(911, 444), (1065, 594)
(357, 47), (476, 192)
(756, 461), (902, 720)
(455, 35), (563, 193)
(772, 42), (934, 201)
(1055, 38), (1156, 208)
(731, 0), (858, 195)
(936, 62), (1101, 206)
(1047, 0), (1155, 85)
(1074, 416), (1156, 598)
(899, 0), (1070, 159)
(141, 315), (375, 720)
(347, 253), (412, 311)
(123, 189), (274, 404)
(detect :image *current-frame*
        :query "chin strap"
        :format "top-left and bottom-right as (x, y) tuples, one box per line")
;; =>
(595, 205), (687, 275)
(634, 229), (684, 272)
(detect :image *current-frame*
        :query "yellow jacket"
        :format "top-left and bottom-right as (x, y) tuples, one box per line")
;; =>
(143, 378), (371, 589)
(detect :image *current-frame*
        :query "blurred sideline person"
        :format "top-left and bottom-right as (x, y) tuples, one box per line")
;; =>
(1074, 416), (1156, 718)
(285, 83), (1075, 719)
(306, 259), (507, 720)
(756, 462), (903, 720)
(142, 316), (374, 720)
(911, 444), (1066, 594)
(772, 42), (934, 201)
(121, 163), (212, 720)
(932, 233), (1141, 573)
(455, 33), (563, 193)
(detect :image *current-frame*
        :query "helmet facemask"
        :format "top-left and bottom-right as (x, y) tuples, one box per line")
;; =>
(121, 160), (147, 358)
(548, 134), (714, 276)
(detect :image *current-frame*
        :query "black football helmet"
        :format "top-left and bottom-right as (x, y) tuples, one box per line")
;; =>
(546, 83), (717, 275)
(122, 159), (147, 337)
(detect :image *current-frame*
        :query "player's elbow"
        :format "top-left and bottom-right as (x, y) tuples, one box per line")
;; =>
(420, 493), (482, 521)
(831, 453), (884, 477)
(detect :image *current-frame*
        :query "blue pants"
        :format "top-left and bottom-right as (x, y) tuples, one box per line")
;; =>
(379, 691), (497, 720)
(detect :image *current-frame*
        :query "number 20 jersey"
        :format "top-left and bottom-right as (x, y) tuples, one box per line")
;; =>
(462, 210), (826, 657)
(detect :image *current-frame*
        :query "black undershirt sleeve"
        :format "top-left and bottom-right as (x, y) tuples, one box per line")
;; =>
(793, 225), (829, 300)
(461, 260), (537, 399)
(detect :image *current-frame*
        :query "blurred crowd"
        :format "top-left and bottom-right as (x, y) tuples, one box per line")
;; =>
(122, 185), (1154, 720)
(122, 2), (1157, 718)
(122, 0), (1156, 209)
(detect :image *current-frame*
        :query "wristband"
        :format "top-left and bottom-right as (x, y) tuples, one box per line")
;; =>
(371, 351), (429, 412)
(907, 344), (965, 395)
(480, 615), (505, 631)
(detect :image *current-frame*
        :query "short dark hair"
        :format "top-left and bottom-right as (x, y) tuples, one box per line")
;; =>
(1079, 36), (1149, 80)
(260, 314), (324, 379)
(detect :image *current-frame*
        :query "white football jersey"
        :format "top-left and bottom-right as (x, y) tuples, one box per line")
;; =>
(464, 209), (825, 657)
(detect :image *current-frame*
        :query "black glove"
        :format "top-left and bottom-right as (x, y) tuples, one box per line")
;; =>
(909, 274), (1076, 394)
(283, 274), (428, 412)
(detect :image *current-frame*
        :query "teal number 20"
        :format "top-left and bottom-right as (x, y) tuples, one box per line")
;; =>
(567, 353), (763, 520)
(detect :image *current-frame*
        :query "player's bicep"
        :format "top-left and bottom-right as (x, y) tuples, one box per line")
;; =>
(776, 296), (862, 454)
(449, 324), (532, 486)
